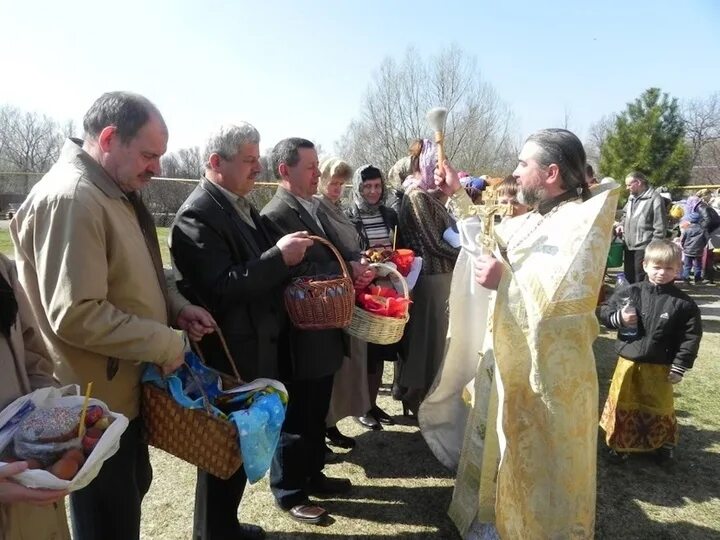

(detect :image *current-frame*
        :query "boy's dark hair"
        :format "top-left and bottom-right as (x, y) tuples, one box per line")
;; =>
(644, 239), (681, 267)
(496, 176), (519, 199)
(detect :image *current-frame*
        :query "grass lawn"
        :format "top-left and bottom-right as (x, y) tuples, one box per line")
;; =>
(156, 227), (170, 266)
(141, 281), (720, 539)
(0, 227), (173, 267)
(0, 228), (13, 256)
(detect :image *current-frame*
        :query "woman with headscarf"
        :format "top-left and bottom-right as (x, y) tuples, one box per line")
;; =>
(314, 158), (373, 448)
(387, 139), (424, 214)
(0, 253), (70, 539)
(397, 140), (460, 415)
(346, 165), (404, 429)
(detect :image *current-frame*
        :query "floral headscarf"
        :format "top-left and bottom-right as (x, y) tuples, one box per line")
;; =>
(402, 139), (437, 192)
(352, 164), (387, 216)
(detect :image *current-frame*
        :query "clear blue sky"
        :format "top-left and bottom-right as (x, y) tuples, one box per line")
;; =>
(1, 0), (718, 155)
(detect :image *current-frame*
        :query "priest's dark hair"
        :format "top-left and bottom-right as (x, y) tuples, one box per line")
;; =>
(526, 128), (591, 201)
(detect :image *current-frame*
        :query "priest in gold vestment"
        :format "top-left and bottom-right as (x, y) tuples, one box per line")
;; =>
(434, 129), (619, 539)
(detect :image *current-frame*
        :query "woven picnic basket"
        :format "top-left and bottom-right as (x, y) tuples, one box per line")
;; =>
(345, 262), (410, 345)
(142, 328), (243, 480)
(284, 235), (354, 330)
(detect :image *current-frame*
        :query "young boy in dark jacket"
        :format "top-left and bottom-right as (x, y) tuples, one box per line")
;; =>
(598, 239), (702, 465)
(680, 211), (708, 283)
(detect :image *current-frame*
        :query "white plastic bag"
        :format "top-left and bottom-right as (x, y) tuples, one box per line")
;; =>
(0, 385), (128, 491)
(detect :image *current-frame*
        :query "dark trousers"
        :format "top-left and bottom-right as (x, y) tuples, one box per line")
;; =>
(70, 417), (152, 540)
(704, 248), (715, 282)
(193, 466), (247, 540)
(624, 247), (647, 284)
(683, 256), (703, 281)
(270, 374), (334, 509)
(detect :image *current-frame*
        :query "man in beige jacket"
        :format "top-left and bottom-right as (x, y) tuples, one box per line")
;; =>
(10, 91), (215, 540)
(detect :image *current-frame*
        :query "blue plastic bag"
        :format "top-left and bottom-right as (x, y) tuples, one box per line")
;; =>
(142, 352), (287, 482)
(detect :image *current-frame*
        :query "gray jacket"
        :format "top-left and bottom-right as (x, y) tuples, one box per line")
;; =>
(621, 187), (667, 250)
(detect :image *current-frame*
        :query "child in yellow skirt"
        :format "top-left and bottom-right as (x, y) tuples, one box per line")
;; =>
(598, 240), (703, 465)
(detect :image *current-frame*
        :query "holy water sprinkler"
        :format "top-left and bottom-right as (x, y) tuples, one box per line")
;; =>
(426, 106), (448, 171)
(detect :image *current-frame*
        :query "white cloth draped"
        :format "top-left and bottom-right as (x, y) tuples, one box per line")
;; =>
(418, 217), (492, 471)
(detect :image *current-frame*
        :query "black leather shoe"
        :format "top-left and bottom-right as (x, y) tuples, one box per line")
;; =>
(370, 405), (395, 425)
(237, 522), (266, 539)
(286, 503), (328, 524)
(354, 414), (382, 430)
(326, 426), (356, 448)
(307, 474), (352, 496)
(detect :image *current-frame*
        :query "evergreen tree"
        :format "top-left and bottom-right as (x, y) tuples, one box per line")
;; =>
(599, 88), (692, 189)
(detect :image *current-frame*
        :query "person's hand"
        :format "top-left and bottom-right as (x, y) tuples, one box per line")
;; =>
(434, 159), (463, 197)
(162, 351), (185, 376)
(176, 305), (216, 342)
(350, 261), (376, 290)
(0, 462), (67, 505)
(474, 254), (504, 290)
(667, 371), (683, 384)
(614, 224), (624, 237)
(277, 231), (313, 266)
(620, 305), (638, 327)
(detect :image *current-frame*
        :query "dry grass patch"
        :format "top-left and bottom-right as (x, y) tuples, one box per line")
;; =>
(141, 392), (459, 539)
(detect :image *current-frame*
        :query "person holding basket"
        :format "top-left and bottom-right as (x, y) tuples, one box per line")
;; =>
(10, 92), (216, 540)
(346, 164), (404, 428)
(171, 123), (313, 539)
(261, 138), (375, 525)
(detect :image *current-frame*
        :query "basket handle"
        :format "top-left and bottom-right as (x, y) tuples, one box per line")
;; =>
(307, 235), (351, 280)
(181, 351), (215, 415)
(369, 262), (410, 300)
(192, 325), (243, 385)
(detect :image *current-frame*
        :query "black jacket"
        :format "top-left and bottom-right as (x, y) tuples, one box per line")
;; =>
(260, 186), (356, 381)
(170, 178), (290, 381)
(598, 281), (702, 370)
(681, 223), (708, 257)
(346, 204), (403, 250)
(695, 201), (720, 234)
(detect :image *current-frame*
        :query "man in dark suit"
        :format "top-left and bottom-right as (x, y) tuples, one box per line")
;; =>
(261, 138), (375, 524)
(170, 123), (313, 539)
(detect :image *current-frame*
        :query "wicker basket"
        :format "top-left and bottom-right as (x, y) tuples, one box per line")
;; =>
(142, 328), (244, 480)
(345, 262), (410, 345)
(284, 235), (354, 330)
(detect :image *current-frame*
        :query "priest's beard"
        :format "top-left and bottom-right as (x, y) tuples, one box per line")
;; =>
(518, 184), (545, 208)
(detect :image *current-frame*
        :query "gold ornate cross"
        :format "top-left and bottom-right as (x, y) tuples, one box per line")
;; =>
(466, 203), (513, 250)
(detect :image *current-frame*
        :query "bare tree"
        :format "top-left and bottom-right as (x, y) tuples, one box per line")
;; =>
(560, 106), (573, 130)
(585, 114), (615, 170)
(0, 105), (65, 173)
(683, 93), (720, 167)
(258, 153), (274, 181)
(141, 178), (196, 225)
(161, 146), (204, 179)
(335, 46), (517, 176)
